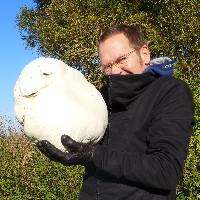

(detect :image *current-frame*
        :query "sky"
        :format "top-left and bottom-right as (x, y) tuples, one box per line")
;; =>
(0, 0), (39, 119)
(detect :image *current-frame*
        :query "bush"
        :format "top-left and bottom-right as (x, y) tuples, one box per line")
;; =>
(0, 124), (84, 199)
(175, 71), (200, 200)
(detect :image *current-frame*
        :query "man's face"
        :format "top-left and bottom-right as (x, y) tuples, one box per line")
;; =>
(98, 33), (150, 75)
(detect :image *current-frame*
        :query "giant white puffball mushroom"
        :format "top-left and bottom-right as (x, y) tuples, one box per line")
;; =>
(14, 57), (108, 151)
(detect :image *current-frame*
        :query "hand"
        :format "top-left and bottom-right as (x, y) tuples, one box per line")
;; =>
(36, 135), (96, 166)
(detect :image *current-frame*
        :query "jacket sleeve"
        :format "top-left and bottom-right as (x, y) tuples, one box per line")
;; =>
(92, 80), (195, 191)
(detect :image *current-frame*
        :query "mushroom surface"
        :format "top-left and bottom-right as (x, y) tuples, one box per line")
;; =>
(14, 57), (108, 151)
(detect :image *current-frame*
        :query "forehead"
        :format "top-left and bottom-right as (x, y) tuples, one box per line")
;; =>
(98, 33), (131, 64)
(99, 33), (131, 51)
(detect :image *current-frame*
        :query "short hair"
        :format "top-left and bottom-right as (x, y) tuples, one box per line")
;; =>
(99, 24), (147, 49)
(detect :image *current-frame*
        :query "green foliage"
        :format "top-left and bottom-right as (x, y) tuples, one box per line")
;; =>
(139, 0), (200, 69)
(13, 0), (200, 199)
(175, 73), (200, 200)
(16, 0), (199, 87)
(0, 128), (84, 199)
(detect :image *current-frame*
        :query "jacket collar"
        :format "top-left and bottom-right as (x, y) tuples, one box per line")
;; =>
(104, 72), (156, 111)
(144, 56), (175, 77)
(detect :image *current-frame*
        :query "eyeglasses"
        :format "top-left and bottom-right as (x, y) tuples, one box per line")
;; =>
(101, 49), (136, 74)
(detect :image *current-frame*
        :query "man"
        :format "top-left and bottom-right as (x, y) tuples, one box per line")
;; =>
(37, 24), (194, 199)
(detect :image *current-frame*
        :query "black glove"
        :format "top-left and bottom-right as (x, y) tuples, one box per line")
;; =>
(36, 135), (96, 166)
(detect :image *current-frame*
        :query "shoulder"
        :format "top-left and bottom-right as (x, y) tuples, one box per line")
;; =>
(152, 76), (193, 97)
(151, 76), (194, 119)
(156, 76), (189, 88)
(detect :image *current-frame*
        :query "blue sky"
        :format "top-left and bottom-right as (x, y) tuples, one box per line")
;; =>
(0, 0), (39, 119)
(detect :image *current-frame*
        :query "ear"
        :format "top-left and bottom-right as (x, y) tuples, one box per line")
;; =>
(140, 45), (150, 69)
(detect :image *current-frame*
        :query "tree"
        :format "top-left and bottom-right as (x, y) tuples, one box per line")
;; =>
(138, 0), (200, 77)
(16, 0), (200, 199)
(17, 0), (199, 81)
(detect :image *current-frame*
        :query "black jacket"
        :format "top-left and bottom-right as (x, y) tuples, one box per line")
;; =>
(78, 72), (194, 200)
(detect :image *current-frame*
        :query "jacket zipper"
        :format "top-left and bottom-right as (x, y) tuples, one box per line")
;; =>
(107, 75), (112, 145)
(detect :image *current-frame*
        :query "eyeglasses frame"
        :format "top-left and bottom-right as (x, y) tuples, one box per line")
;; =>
(101, 49), (136, 74)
